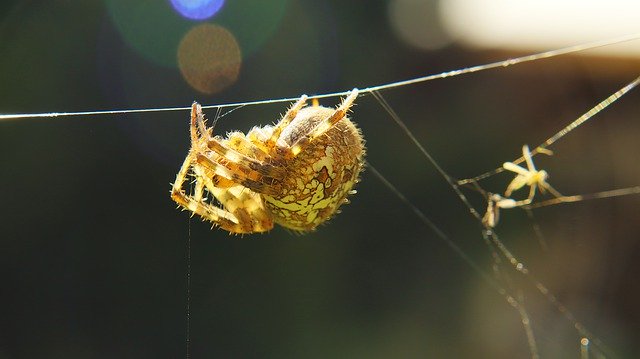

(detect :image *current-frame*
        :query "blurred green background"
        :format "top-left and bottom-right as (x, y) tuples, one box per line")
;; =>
(1, 1), (639, 358)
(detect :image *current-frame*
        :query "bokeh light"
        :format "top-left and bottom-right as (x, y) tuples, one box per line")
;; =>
(170, 0), (225, 21)
(216, 0), (289, 57)
(388, 0), (453, 51)
(107, 0), (289, 67)
(106, 0), (190, 67)
(440, 0), (640, 57)
(177, 24), (242, 94)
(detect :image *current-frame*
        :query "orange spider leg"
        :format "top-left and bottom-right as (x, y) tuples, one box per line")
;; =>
(195, 154), (281, 196)
(190, 102), (214, 149)
(191, 103), (266, 162)
(265, 94), (308, 150)
(171, 150), (273, 233)
(225, 131), (270, 162)
(171, 152), (240, 229)
(201, 177), (274, 233)
(191, 102), (285, 187)
(287, 88), (358, 159)
(206, 137), (286, 180)
(192, 159), (237, 189)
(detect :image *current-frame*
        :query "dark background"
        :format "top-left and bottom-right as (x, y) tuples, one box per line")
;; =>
(1, 1), (639, 358)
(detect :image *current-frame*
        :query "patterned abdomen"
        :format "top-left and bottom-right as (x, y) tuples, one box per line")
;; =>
(262, 106), (365, 231)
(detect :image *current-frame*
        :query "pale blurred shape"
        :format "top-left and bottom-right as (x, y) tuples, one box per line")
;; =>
(389, 0), (453, 50)
(440, 0), (640, 57)
(178, 24), (241, 94)
(170, 0), (225, 20)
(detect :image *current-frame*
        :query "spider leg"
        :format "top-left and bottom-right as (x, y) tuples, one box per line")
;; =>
(174, 184), (272, 234)
(191, 159), (237, 189)
(195, 153), (281, 196)
(527, 182), (538, 202)
(171, 153), (239, 227)
(503, 161), (529, 176)
(287, 88), (359, 158)
(190, 102), (213, 149)
(171, 131), (239, 224)
(505, 174), (528, 197)
(225, 131), (269, 162)
(205, 136), (286, 180)
(193, 172), (205, 201)
(265, 94), (308, 150)
(173, 103), (275, 233)
(201, 178), (274, 233)
(172, 156), (273, 233)
(200, 130), (290, 196)
(245, 126), (275, 154)
(522, 144), (537, 171)
(190, 103), (285, 195)
(171, 148), (198, 201)
(172, 188), (239, 228)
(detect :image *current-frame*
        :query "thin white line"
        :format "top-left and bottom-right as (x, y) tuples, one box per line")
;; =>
(1, 33), (639, 121)
(0, 106), (192, 120)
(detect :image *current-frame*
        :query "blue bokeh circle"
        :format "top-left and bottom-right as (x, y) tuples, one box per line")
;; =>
(170, 0), (225, 20)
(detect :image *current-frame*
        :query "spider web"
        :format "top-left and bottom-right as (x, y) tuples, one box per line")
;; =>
(356, 62), (639, 357)
(183, 43), (640, 357)
(365, 76), (640, 358)
(3, 35), (640, 358)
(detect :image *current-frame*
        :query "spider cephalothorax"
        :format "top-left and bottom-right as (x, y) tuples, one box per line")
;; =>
(171, 89), (365, 234)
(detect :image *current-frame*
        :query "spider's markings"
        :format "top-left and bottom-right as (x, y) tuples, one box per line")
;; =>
(1, 33), (639, 121)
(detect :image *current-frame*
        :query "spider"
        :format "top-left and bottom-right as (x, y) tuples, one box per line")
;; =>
(482, 145), (559, 228)
(502, 144), (556, 205)
(171, 89), (365, 234)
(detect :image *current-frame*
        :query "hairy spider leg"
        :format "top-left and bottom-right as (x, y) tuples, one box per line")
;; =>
(193, 170), (206, 200)
(199, 171), (274, 233)
(192, 104), (269, 161)
(206, 137), (286, 181)
(173, 103), (245, 226)
(265, 94), (308, 150)
(225, 131), (270, 162)
(171, 149), (273, 233)
(171, 152), (241, 230)
(190, 102), (213, 149)
(195, 153), (281, 196)
(194, 160), (237, 189)
(191, 103), (284, 193)
(287, 88), (359, 159)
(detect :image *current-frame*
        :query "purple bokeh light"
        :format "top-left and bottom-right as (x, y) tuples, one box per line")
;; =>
(170, 0), (225, 21)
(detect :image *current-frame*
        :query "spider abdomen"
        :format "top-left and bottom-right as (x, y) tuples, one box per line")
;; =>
(263, 106), (365, 231)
